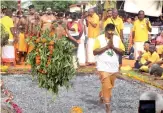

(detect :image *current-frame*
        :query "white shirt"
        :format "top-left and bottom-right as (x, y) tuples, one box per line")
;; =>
(95, 34), (121, 73)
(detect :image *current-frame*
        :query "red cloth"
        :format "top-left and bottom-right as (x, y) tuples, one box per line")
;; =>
(67, 21), (82, 34)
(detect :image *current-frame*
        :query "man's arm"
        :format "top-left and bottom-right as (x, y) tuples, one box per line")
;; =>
(132, 31), (135, 44)
(65, 28), (79, 43)
(146, 21), (152, 32)
(10, 27), (16, 37)
(25, 17), (29, 34)
(156, 60), (163, 65)
(67, 22), (75, 31)
(87, 15), (99, 28)
(112, 46), (124, 55)
(120, 29), (123, 40)
(93, 46), (108, 55)
(78, 20), (83, 39)
(120, 20), (124, 40)
(88, 21), (97, 28)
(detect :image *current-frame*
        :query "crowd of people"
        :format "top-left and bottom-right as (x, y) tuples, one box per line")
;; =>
(1, 5), (162, 67)
(1, 4), (163, 113)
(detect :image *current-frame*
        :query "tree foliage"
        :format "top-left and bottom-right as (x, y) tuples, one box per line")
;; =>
(0, 24), (9, 47)
(31, 1), (77, 12)
(1, 0), (17, 9)
(26, 29), (76, 95)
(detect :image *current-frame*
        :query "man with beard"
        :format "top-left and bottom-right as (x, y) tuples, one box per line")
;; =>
(40, 7), (56, 32)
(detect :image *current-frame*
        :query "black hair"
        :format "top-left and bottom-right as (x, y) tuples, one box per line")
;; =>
(105, 23), (115, 32)
(29, 5), (35, 9)
(65, 12), (70, 17)
(138, 10), (144, 15)
(78, 13), (82, 19)
(2, 8), (7, 13)
(70, 12), (77, 20)
(57, 12), (64, 18)
(5, 9), (12, 17)
(12, 8), (16, 12)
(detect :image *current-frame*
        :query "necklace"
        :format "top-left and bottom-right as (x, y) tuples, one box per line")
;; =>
(105, 37), (114, 57)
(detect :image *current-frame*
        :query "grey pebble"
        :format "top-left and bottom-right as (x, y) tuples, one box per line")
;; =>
(2, 74), (163, 113)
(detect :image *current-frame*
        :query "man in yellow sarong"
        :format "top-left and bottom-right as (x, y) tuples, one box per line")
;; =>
(17, 26), (27, 64)
(93, 23), (125, 113)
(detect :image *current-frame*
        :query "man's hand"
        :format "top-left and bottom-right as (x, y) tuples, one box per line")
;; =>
(107, 37), (113, 49)
(138, 51), (143, 56)
(14, 38), (19, 44)
(76, 39), (81, 44)
(146, 19), (150, 26)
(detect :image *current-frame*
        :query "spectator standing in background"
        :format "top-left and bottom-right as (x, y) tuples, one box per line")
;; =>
(103, 9), (112, 30)
(124, 17), (133, 54)
(110, 9), (124, 69)
(98, 12), (103, 34)
(86, 8), (100, 65)
(1, 9), (16, 66)
(132, 10), (152, 60)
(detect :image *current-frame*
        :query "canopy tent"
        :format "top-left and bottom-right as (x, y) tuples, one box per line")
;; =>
(124, 0), (162, 17)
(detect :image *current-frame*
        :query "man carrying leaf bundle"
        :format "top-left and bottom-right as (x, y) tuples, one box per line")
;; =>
(93, 23), (125, 113)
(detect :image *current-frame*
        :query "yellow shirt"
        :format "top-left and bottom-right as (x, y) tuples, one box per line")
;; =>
(87, 13), (100, 38)
(103, 18), (112, 29)
(140, 51), (150, 64)
(0, 16), (14, 40)
(93, 34), (125, 51)
(148, 52), (160, 63)
(133, 19), (151, 42)
(106, 17), (124, 36)
(142, 51), (150, 60)
(72, 23), (78, 32)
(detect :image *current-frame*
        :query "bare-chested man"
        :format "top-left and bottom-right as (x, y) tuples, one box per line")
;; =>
(12, 10), (21, 64)
(40, 8), (56, 32)
(16, 11), (28, 64)
(51, 12), (80, 44)
(54, 12), (66, 39)
(26, 5), (40, 53)
(62, 12), (71, 26)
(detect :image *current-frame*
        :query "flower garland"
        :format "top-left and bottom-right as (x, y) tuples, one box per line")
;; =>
(1, 80), (22, 113)
(70, 106), (83, 113)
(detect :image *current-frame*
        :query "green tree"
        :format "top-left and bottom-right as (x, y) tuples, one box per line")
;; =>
(1, 0), (17, 9)
(31, 1), (77, 12)
(0, 24), (9, 47)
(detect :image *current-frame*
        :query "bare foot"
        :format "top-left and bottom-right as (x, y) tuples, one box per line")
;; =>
(105, 103), (111, 113)
(99, 97), (104, 104)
